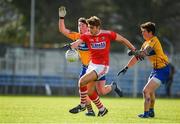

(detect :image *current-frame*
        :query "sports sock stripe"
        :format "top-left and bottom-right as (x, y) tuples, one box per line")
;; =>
(89, 91), (104, 110)
(79, 86), (87, 106)
(86, 104), (93, 112)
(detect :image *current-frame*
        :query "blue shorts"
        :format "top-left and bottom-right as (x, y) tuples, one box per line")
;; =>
(79, 65), (105, 81)
(149, 64), (170, 84)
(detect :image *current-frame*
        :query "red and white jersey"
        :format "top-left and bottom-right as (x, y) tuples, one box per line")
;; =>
(80, 30), (116, 65)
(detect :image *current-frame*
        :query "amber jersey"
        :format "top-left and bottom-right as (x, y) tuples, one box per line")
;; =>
(66, 32), (90, 66)
(141, 36), (169, 69)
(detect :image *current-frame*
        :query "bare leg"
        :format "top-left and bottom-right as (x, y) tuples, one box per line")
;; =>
(144, 79), (159, 111)
(96, 80), (123, 97)
(149, 92), (156, 117)
(96, 80), (112, 95)
(139, 78), (160, 118)
(150, 92), (155, 109)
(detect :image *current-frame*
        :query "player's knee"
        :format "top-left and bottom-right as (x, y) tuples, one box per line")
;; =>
(145, 97), (151, 103)
(97, 89), (106, 96)
(78, 78), (86, 87)
(97, 91), (103, 96)
(142, 89), (150, 96)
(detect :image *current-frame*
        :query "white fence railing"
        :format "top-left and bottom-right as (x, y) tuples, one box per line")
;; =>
(0, 47), (179, 97)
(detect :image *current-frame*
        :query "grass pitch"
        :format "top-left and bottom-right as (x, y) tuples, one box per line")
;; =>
(0, 96), (180, 123)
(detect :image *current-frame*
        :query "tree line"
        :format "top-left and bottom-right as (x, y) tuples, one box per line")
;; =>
(0, 0), (179, 52)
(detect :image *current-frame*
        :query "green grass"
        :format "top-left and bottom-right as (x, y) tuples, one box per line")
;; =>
(0, 96), (180, 123)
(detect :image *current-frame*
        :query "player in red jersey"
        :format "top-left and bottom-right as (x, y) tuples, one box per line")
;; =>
(70, 16), (137, 116)
(59, 7), (122, 116)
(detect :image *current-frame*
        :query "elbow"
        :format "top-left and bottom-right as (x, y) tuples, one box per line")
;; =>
(59, 28), (66, 35)
(58, 25), (68, 34)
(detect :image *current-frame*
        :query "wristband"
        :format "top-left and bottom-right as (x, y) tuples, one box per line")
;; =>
(60, 17), (64, 19)
(125, 66), (128, 69)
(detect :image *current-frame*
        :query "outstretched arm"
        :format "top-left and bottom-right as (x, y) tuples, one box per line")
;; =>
(117, 56), (138, 75)
(70, 39), (84, 49)
(58, 6), (71, 37)
(126, 56), (138, 68)
(115, 33), (136, 51)
(62, 39), (83, 50)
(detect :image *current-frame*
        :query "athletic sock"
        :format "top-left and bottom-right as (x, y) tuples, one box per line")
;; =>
(149, 108), (154, 112)
(86, 103), (93, 112)
(79, 86), (87, 107)
(89, 91), (104, 111)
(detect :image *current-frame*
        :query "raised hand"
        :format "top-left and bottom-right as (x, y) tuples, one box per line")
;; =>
(59, 6), (66, 18)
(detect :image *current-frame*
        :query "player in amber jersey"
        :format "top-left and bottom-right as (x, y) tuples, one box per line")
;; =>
(118, 22), (170, 118)
(70, 16), (137, 116)
(59, 7), (122, 116)
(59, 17), (90, 67)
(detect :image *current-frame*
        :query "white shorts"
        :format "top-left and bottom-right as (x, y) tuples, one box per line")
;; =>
(86, 61), (109, 80)
(148, 77), (162, 85)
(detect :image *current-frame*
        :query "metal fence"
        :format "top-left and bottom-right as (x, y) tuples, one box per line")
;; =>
(0, 47), (179, 97)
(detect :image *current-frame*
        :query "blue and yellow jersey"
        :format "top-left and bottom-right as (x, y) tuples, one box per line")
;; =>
(141, 36), (169, 69)
(66, 32), (90, 66)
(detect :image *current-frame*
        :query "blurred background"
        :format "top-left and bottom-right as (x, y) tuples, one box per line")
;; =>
(0, 0), (179, 97)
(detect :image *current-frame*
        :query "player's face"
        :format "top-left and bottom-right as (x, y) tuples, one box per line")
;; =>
(141, 28), (153, 40)
(78, 22), (88, 34)
(88, 25), (100, 36)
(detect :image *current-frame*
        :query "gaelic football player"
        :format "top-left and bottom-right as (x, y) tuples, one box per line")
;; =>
(119, 22), (170, 118)
(70, 16), (137, 116)
(59, 7), (122, 116)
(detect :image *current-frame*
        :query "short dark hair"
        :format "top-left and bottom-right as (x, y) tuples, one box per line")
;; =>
(86, 16), (101, 27)
(78, 17), (88, 26)
(140, 22), (156, 35)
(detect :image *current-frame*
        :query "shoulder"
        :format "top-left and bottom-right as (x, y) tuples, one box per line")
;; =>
(68, 31), (80, 36)
(67, 32), (80, 41)
(150, 36), (160, 43)
(145, 36), (163, 51)
(100, 30), (116, 38)
(100, 30), (115, 34)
